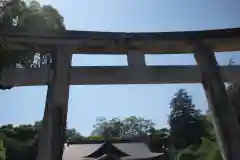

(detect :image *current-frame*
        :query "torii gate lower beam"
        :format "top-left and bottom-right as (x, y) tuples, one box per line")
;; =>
(36, 47), (72, 160)
(1, 65), (240, 86)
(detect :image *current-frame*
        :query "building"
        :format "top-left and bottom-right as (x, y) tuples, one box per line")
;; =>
(63, 141), (164, 160)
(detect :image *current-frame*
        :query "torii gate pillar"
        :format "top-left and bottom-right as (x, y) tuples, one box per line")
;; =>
(193, 43), (240, 160)
(36, 47), (72, 160)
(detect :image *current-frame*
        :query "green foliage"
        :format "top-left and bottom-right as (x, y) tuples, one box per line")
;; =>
(92, 117), (124, 138)
(0, 124), (39, 160)
(177, 149), (198, 160)
(66, 128), (82, 139)
(0, 0), (65, 89)
(87, 136), (104, 140)
(148, 128), (171, 159)
(0, 121), (82, 160)
(196, 138), (220, 159)
(177, 138), (222, 160)
(168, 89), (209, 149)
(148, 128), (170, 152)
(0, 139), (6, 160)
(176, 112), (224, 160)
(92, 116), (155, 139)
(66, 128), (84, 144)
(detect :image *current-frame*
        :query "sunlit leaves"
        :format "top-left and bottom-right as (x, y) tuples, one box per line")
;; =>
(0, 0), (65, 71)
(92, 116), (155, 138)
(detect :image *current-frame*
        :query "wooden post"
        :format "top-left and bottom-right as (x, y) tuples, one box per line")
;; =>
(127, 51), (146, 68)
(193, 43), (240, 160)
(37, 47), (72, 160)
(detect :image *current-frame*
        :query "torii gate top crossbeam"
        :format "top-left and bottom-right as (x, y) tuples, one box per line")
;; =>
(0, 28), (239, 53)
(0, 28), (240, 87)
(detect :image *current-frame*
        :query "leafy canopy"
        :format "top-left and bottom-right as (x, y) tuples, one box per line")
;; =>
(168, 89), (209, 149)
(0, 0), (64, 73)
(92, 116), (155, 139)
(0, 0), (65, 89)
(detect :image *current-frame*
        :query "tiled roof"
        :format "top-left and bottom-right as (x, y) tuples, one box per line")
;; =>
(63, 143), (102, 160)
(62, 142), (163, 160)
(113, 143), (162, 159)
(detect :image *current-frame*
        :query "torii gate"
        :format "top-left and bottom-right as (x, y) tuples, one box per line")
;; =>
(0, 28), (240, 160)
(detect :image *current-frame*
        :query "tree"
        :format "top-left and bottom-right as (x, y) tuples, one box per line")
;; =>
(176, 82), (240, 160)
(66, 128), (84, 144)
(66, 128), (82, 139)
(0, 122), (82, 160)
(148, 128), (171, 159)
(177, 137), (223, 160)
(0, 139), (5, 160)
(168, 89), (209, 149)
(92, 116), (155, 139)
(196, 138), (222, 160)
(176, 109), (225, 160)
(148, 128), (170, 152)
(123, 116), (155, 137)
(0, 0), (65, 89)
(93, 117), (124, 138)
(0, 124), (37, 160)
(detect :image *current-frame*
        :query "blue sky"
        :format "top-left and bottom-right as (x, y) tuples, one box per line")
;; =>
(0, 0), (240, 136)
